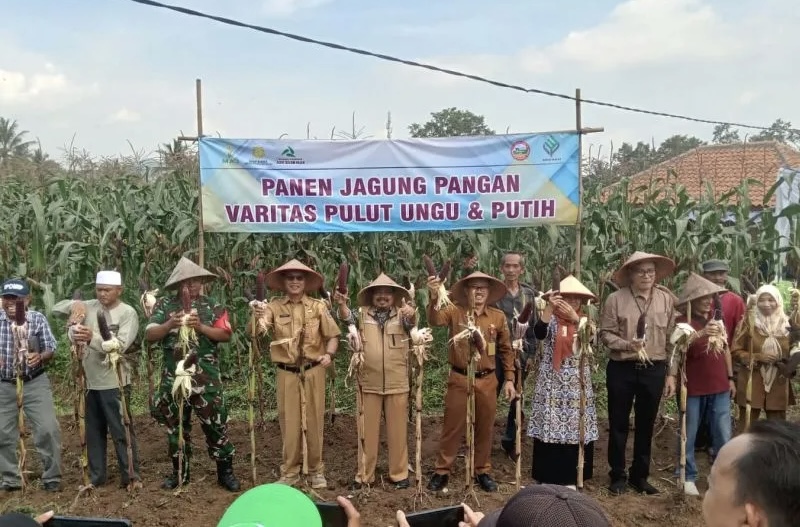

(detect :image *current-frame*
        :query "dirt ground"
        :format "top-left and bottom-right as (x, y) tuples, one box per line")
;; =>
(2, 413), (706, 527)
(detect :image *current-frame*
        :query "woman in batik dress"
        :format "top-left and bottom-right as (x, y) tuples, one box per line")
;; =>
(527, 275), (599, 489)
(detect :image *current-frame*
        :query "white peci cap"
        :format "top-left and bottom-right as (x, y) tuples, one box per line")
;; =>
(95, 270), (122, 286)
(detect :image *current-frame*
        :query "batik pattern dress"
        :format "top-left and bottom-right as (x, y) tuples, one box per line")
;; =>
(526, 317), (599, 484)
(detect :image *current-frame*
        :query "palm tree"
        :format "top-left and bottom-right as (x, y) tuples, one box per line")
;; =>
(0, 117), (36, 165)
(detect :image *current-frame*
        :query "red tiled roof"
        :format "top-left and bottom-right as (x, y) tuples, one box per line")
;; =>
(624, 141), (800, 206)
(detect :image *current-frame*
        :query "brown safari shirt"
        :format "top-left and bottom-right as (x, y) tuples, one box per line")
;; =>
(259, 295), (341, 365)
(427, 303), (514, 381)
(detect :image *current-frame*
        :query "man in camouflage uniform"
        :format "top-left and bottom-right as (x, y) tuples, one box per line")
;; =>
(251, 259), (340, 489)
(145, 257), (240, 492)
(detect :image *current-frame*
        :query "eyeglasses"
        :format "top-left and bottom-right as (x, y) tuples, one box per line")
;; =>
(285, 274), (306, 281)
(634, 268), (656, 277)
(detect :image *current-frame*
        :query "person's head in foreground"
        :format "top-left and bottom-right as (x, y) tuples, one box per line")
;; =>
(478, 484), (611, 527)
(703, 419), (800, 527)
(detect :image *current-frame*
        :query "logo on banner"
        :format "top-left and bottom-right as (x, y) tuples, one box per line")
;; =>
(543, 135), (560, 157)
(510, 141), (530, 161)
(277, 145), (305, 165)
(222, 145), (239, 165)
(249, 146), (272, 166)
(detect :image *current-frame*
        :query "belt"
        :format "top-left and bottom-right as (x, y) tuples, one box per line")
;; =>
(451, 366), (494, 378)
(1, 369), (44, 384)
(276, 362), (319, 373)
(632, 360), (666, 370)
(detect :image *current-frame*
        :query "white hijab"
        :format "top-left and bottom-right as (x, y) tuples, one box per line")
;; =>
(754, 284), (789, 393)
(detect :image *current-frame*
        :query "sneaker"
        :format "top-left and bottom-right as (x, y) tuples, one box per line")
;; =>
(278, 474), (300, 486)
(310, 474), (328, 489)
(684, 481), (700, 496)
(565, 484), (577, 490)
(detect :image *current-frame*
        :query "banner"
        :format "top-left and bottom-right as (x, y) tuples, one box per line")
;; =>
(199, 132), (580, 233)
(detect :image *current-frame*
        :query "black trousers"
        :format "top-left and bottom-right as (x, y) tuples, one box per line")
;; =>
(606, 359), (667, 483)
(85, 386), (140, 486)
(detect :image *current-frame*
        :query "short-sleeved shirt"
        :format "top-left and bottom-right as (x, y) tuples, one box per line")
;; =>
(0, 309), (57, 380)
(260, 295), (341, 365)
(147, 294), (231, 392)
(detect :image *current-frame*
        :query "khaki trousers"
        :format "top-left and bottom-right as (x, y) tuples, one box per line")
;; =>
(357, 392), (408, 484)
(435, 370), (498, 476)
(736, 405), (786, 434)
(277, 365), (326, 477)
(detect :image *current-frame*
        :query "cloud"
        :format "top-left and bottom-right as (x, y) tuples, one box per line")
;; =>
(109, 108), (141, 122)
(262, 0), (332, 16)
(543, 0), (738, 72)
(0, 68), (72, 104)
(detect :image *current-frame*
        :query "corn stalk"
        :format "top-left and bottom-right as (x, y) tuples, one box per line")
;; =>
(66, 296), (92, 495)
(745, 295), (757, 430)
(171, 284), (198, 492)
(10, 300), (29, 493)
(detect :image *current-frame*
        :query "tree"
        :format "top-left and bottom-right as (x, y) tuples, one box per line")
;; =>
(712, 124), (741, 144)
(656, 134), (705, 161)
(0, 117), (35, 166)
(408, 107), (495, 138)
(748, 119), (800, 147)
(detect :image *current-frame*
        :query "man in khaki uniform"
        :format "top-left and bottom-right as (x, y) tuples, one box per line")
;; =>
(333, 273), (417, 489)
(426, 271), (516, 493)
(251, 259), (340, 488)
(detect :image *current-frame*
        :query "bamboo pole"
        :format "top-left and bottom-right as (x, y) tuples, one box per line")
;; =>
(114, 364), (137, 490)
(574, 88), (583, 277)
(414, 356), (424, 494)
(465, 294), (477, 495)
(514, 346), (522, 490)
(195, 78), (205, 269)
(298, 309), (309, 477)
(355, 309), (367, 485)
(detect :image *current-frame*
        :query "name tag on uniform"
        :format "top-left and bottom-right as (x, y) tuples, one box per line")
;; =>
(488, 342), (496, 356)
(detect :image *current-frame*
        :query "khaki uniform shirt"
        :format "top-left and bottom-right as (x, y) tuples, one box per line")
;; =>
(599, 287), (675, 362)
(356, 306), (412, 395)
(427, 303), (514, 381)
(260, 295), (341, 364)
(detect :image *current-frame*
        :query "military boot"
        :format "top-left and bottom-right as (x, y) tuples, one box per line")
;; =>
(162, 457), (190, 489)
(217, 459), (241, 492)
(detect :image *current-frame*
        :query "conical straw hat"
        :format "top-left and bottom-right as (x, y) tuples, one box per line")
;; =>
(164, 257), (217, 290)
(613, 251), (676, 287)
(676, 273), (727, 306)
(543, 275), (596, 301)
(265, 259), (323, 293)
(451, 272), (507, 307)
(356, 273), (411, 306)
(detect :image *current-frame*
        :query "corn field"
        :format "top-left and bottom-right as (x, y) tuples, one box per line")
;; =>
(0, 161), (798, 417)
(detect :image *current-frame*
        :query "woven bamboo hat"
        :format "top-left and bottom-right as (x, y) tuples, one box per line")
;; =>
(677, 273), (727, 306)
(613, 251), (676, 287)
(451, 271), (507, 306)
(543, 275), (597, 301)
(164, 257), (217, 290)
(357, 273), (410, 306)
(266, 259), (323, 293)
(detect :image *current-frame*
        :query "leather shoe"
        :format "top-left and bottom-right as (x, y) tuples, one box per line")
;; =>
(475, 473), (498, 492)
(426, 473), (448, 492)
(609, 479), (627, 495)
(391, 478), (410, 490)
(1, 483), (21, 492)
(629, 479), (659, 495)
(43, 481), (61, 492)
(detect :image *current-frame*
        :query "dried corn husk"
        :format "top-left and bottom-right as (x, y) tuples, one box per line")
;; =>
(707, 320), (727, 355)
(575, 316), (597, 359)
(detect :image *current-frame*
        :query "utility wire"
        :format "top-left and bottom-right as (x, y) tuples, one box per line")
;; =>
(127, 0), (791, 133)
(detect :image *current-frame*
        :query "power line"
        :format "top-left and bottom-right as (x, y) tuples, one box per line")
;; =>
(127, 0), (790, 133)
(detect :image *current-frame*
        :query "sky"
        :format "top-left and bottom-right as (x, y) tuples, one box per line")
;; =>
(1, 0), (798, 163)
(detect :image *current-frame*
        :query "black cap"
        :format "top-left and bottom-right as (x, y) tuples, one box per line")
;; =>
(1, 279), (30, 297)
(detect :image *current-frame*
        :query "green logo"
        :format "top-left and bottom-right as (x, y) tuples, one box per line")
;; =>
(543, 135), (560, 156)
(281, 146), (296, 158)
(222, 145), (238, 164)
